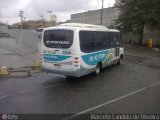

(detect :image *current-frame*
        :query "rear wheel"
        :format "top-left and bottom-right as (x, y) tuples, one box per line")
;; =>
(94, 63), (101, 75)
(117, 58), (120, 65)
(120, 54), (123, 60)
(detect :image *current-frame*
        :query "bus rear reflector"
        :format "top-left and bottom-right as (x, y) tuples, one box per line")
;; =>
(74, 57), (79, 67)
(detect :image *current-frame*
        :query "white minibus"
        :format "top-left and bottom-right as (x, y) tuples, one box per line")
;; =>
(41, 23), (124, 77)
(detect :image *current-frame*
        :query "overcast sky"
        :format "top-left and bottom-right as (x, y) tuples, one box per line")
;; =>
(0, 0), (115, 24)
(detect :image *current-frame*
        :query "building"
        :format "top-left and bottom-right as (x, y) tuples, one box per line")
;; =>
(52, 15), (57, 23)
(71, 7), (119, 27)
(70, 0), (121, 27)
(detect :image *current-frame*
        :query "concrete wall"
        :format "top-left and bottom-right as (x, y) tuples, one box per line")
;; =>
(143, 31), (160, 46)
(71, 7), (119, 27)
(7, 29), (39, 54)
(21, 30), (39, 54)
(0, 25), (8, 33)
(124, 31), (160, 46)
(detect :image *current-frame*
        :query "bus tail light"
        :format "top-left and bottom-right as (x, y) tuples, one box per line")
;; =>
(74, 61), (79, 64)
(74, 57), (79, 67)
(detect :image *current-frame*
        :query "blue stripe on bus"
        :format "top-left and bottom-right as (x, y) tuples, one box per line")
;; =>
(81, 50), (108, 65)
(43, 54), (72, 62)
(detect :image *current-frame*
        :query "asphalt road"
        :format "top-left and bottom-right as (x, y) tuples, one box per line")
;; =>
(0, 46), (160, 120)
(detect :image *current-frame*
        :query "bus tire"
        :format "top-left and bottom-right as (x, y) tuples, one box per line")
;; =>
(117, 59), (120, 65)
(94, 63), (101, 75)
(120, 54), (123, 60)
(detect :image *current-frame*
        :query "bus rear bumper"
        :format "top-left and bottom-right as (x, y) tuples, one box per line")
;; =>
(42, 67), (82, 77)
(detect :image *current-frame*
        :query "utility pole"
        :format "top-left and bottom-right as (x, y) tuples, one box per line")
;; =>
(19, 11), (23, 30)
(100, 0), (104, 25)
(19, 11), (23, 56)
(40, 14), (44, 26)
(23, 17), (26, 22)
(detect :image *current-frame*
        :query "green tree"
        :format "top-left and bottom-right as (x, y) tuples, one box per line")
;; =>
(116, 0), (160, 46)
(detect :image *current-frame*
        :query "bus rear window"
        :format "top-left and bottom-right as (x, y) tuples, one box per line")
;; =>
(43, 30), (73, 48)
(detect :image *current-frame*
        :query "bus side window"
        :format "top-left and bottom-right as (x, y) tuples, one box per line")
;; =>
(115, 33), (119, 47)
(95, 32), (107, 50)
(103, 32), (108, 49)
(80, 31), (96, 53)
(105, 33), (108, 49)
(115, 33), (122, 47)
(107, 32), (113, 48)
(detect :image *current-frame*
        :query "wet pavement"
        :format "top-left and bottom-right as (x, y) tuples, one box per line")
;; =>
(0, 46), (160, 120)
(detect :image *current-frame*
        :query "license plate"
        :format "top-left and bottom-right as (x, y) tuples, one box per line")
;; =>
(54, 64), (61, 69)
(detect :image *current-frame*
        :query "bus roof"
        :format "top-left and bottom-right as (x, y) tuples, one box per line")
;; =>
(44, 23), (119, 32)
(108, 29), (120, 32)
(59, 23), (107, 29)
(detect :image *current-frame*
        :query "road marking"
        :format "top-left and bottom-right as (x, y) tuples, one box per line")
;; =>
(0, 84), (61, 100)
(64, 81), (160, 120)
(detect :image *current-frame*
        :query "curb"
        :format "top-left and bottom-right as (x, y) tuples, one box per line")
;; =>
(0, 66), (8, 77)
(0, 61), (42, 79)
